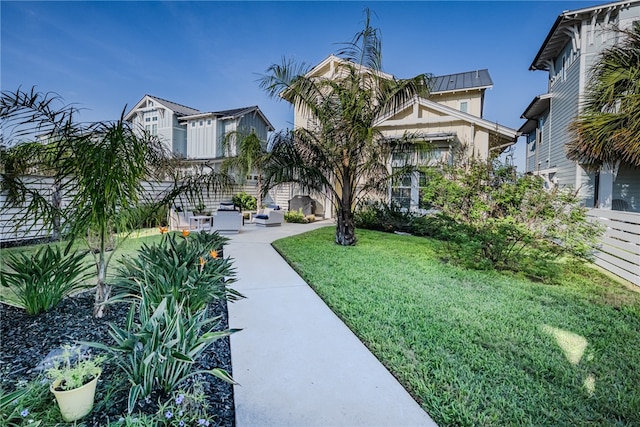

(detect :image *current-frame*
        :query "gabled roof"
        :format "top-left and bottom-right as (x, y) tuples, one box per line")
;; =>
(179, 106), (275, 131)
(308, 55), (492, 95)
(530, 1), (636, 71)
(306, 54), (396, 80)
(430, 70), (493, 93)
(375, 96), (518, 142)
(125, 94), (200, 120)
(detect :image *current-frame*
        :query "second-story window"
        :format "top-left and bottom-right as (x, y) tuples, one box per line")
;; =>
(460, 101), (469, 113)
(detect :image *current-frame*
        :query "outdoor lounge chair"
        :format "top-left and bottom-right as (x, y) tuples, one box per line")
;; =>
(252, 207), (284, 227)
(169, 207), (194, 230)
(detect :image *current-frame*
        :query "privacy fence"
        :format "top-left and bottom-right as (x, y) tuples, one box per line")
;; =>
(0, 175), (284, 243)
(586, 209), (640, 287)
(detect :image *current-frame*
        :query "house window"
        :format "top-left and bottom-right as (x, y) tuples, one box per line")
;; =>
(192, 122), (195, 127)
(199, 120), (203, 126)
(145, 117), (151, 122)
(391, 167), (412, 209)
(207, 119), (212, 125)
(145, 125), (150, 133)
(460, 101), (468, 113)
(151, 124), (157, 136)
(152, 116), (158, 122)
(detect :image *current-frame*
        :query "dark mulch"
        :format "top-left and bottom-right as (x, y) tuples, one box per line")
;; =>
(0, 291), (234, 426)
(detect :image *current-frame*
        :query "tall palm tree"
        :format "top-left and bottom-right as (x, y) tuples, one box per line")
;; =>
(568, 22), (640, 169)
(258, 10), (431, 245)
(1, 88), (229, 317)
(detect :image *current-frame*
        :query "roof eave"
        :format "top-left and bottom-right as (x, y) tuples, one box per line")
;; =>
(431, 84), (493, 95)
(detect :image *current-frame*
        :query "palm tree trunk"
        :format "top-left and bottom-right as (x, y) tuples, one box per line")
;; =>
(93, 225), (111, 318)
(51, 178), (62, 241)
(335, 185), (357, 246)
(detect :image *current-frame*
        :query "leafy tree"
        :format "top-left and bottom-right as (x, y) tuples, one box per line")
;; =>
(568, 22), (640, 168)
(258, 10), (431, 245)
(420, 157), (602, 280)
(1, 88), (229, 317)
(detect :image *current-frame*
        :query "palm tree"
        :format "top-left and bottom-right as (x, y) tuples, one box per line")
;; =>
(258, 10), (431, 245)
(1, 88), (229, 317)
(568, 22), (640, 169)
(221, 130), (267, 189)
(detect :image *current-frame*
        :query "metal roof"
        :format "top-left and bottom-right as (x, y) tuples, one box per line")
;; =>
(530, 1), (636, 71)
(430, 69), (493, 93)
(147, 95), (201, 117)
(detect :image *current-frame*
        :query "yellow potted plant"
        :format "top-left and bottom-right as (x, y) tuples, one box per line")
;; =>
(47, 345), (104, 422)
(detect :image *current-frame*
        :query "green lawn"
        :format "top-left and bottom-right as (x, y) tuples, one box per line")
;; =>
(273, 226), (640, 426)
(0, 229), (165, 304)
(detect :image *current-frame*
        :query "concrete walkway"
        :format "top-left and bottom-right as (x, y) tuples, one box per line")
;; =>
(226, 221), (437, 427)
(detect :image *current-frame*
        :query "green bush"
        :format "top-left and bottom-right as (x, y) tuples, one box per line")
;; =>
(0, 246), (91, 315)
(354, 200), (416, 233)
(232, 192), (257, 211)
(114, 232), (241, 312)
(97, 231), (241, 412)
(93, 297), (237, 413)
(420, 158), (603, 280)
(284, 209), (308, 223)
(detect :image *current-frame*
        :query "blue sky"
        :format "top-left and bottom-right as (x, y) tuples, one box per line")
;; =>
(2, 1), (604, 170)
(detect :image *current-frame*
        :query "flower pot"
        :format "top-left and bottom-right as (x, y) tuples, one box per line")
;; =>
(50, 372), (100, 422)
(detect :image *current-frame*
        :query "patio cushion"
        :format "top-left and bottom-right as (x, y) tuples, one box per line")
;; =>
(254, 214), (269, 220)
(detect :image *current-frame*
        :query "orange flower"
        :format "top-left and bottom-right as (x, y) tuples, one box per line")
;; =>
(181, 229), (190, 237)
(158, 226), (168, 234)
(209, 250), (219, 259)
(199, 256), (206, 267)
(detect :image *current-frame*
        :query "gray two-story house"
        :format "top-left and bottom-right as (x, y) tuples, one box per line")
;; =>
(125, 95), (274, 165)
(519, 0), (640, 213)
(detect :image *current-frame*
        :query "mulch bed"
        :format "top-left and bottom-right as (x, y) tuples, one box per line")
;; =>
(0, 291), (234, 426)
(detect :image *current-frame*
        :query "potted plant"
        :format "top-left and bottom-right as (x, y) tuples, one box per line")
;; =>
(194, 203), (207, 216)
(47, 345), (104, 422)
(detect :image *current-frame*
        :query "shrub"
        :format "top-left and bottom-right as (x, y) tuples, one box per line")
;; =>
(114, 232), (242, 313)
(232, 192), (257, 211)
(354, 200), (416, 233)
(284, 209), (307, 223)
(93, 297), (237, 413)
(420, 158), (603, 280)
(97, 231), (241, 412)
(0, 246), (91, 315)
(118, 203), (169, 230)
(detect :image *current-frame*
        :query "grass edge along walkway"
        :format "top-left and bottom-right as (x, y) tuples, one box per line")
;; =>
(273, 227), (640, 427)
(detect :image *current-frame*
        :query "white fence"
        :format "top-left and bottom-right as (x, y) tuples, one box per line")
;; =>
(0, 175), (269, 243)
(587, 209), (640, 287)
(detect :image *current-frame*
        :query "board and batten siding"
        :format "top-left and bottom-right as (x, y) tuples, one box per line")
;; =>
(186, 117), (218, 159)
(238, 112), (270, 144)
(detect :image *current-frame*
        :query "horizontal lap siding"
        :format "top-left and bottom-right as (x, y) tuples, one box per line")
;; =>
(549, 45), (580, 189)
